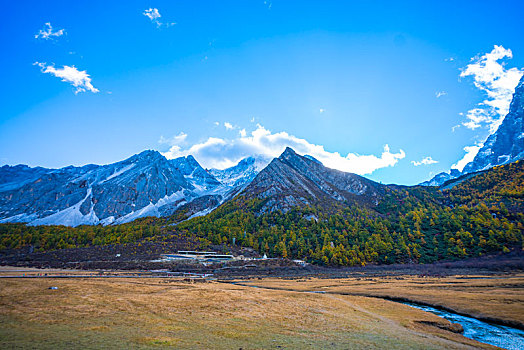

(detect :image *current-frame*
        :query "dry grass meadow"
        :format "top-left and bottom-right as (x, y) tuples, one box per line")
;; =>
(240, 273), (524, 329)
(0, 271), (509, 349)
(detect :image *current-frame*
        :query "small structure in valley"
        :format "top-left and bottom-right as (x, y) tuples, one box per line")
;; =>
(162, 251), (235, 263)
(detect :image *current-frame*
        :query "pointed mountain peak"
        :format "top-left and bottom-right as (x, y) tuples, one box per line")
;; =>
(128, 150), (165, 163)
(182, 155), (200, 168)
(170, 155), (205, 173)
(279, 147), (298, 159)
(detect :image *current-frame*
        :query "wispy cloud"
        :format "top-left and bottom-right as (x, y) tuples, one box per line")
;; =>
(411, 156), (438, 166)
(33, 62), (99, 94)
(162, 124), (405, 174)
(319, 108), (325, 113)
(143, 8), (175, 28)
(158, 132), (187, 147)
(224, 122), (235, 130)
(35, 22), (65, 40)
(435, 91), (447, 98)
(460, 45), (523, 132)
(263, 1), (273, 9)
(452, 145), (481, 171)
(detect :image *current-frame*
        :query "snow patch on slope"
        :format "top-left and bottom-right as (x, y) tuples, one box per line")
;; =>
(30, 188), (99, 227)
(101, 163), (136, 183)
(113, 190), (189, 224)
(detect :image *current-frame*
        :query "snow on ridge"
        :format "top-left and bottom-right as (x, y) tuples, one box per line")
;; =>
(101, 163), (136, 183)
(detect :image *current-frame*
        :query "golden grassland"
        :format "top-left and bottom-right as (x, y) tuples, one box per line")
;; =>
(0, 273), (504, 349)
(240, 273), (524, 329)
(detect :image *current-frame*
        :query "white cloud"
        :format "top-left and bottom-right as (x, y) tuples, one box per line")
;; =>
(264, 1), (272, 9)
(319, 108), (325, 113)
(435, 91), (447, 98)
(239, 129), (247, 137)
(445, 57), (455, 62)
(35, 22), (65, 40)
(162, 124), (405, 174)
(460, 45), (523, 132)
(214, 121), (220, 126)
(159, 132), (187, 147)
(33, 62), (99, 94)
(452, 145), (481, 171)
(224, 122), (234, 130)
(143, 8), (175, 28)
(411, 156), (438, 166)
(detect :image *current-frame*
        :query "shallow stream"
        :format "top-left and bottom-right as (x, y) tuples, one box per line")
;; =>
(403, 302), (524, 350)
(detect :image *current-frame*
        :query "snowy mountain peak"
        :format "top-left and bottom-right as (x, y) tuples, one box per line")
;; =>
(421, 75), (524, 187)
(0, 149), (275, 227)
(462, 74), (524, 174)
(129, 149), (164, 163)
(209, 155), (271, 190)
(170, 155), (221, 193)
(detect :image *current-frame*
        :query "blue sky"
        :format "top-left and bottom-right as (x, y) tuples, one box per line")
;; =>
(1, 1), (523, 185)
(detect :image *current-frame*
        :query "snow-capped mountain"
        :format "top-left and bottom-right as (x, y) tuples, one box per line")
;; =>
(462, 75), (524, 174)
(208, 155), (271, 189)
(419, 169), (461, 187)
(421, 74), (524, 187)
(170, 155), (221, 194)
(0, 151), (197, 226)
(0, 151), (271, 226)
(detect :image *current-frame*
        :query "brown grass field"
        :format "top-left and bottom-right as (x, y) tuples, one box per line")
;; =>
(1, 270), (516, 349)
(239, 273), (524, 330)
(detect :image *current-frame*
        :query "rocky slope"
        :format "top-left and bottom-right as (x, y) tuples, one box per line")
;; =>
(0, 150), (273, 226)
(241, 147), (384, 214)
(0, 151), (197, 226)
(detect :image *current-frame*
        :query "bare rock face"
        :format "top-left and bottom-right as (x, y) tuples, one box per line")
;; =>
(170, 155), (221, 192)
(0, 151), (196, 226)
(0, 150), (272, 226)
(242, 147), (384, 214)
(88, 151), (192, 221)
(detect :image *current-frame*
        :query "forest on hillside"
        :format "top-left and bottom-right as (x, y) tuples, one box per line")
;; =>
(0, 161), (522, 266)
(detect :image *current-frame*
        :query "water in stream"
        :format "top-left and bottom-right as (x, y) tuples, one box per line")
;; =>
(403, 302), (524, 350)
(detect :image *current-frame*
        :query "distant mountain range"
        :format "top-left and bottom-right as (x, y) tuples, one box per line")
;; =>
(421, 74), (524, 187)
(0, 151), (269, 226)
(1, 76), (522, 227)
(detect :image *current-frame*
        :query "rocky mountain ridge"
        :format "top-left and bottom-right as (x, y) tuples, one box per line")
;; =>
(240, 147), (384, 214)
(0, 151), (267, 226)
(422, 75), (524, 187)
